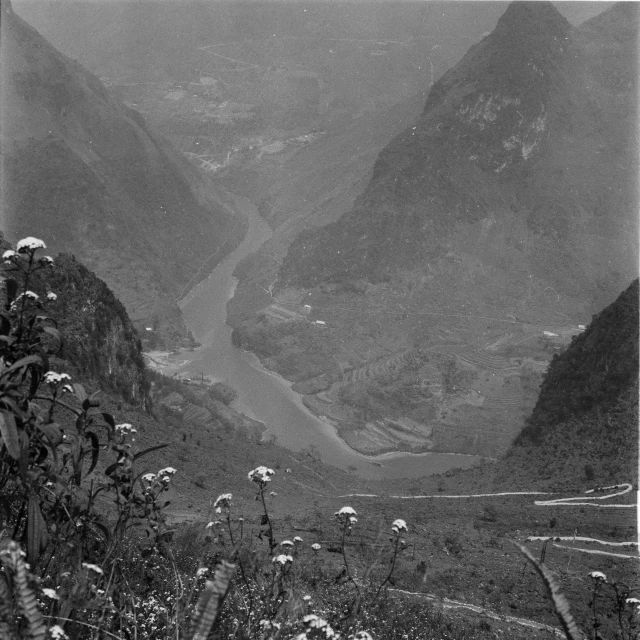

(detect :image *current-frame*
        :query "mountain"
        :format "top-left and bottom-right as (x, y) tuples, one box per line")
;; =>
(231, 2), (638, 460)
(0, 0), (246, 347)
(496, 278), (638, 489)
(282, 1), (637, 302)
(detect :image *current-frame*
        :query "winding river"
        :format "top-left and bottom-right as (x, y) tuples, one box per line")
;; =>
(177, 196), (483, 480)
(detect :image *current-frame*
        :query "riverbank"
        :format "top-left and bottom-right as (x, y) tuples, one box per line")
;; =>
(172, 194), (485, 479)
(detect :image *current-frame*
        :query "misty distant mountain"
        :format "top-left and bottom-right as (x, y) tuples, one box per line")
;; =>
(230, 1), (638, 460)
(0, 0), (246, 346)
(282, 1), (638, 317)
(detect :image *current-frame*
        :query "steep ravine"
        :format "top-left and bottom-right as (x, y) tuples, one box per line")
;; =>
(155, 196), (485, 480)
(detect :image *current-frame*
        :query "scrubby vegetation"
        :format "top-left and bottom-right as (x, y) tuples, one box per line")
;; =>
(1, 238), (638, 640)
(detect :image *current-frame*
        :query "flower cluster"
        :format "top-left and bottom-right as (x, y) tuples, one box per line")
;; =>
(335, 506), (358, 528)
(272, 554), (293, 566)
(49, 626), (69, 640)
(115, 423), (137, 436)
(82, 563), (104, 575)
(391, 519), (407, 534)
(295, 614), (340, 639)
(17, 237), (47, 252)
(142, 467), (177, 489)
(214, 493), (233, 513)
(44, 371), (72, 386)
(248, 466), (275, 484)
(3, 238), (53, 266)
(589, 571), (607, 582)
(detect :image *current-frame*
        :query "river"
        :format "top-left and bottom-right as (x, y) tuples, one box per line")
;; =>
(177, 196), (483, 480)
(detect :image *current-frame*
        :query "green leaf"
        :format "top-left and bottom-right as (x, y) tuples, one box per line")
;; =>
(85, 431), (100, 475)
(133, 443), (169, 461)
(0, 313), (11, 336)
(27, 497), (48, 567)
(0, 410), (20, 459)
(4, 279), (18, 306)
(40, 326), (62, 354)
(37, 423), (63, 447)
(101, 412), (115, 438)
(72, 383), (88, 403)
(513, 541), (582, 640)
(2, 355), (42, 376)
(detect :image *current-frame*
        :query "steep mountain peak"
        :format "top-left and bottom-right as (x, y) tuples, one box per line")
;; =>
(493, 1), (570, 40)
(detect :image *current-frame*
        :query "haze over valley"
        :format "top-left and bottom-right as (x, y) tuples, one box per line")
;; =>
(0, 2), (637, 638)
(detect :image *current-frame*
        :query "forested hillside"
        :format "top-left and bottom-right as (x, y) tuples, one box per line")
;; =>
(496, 279), (639, 489)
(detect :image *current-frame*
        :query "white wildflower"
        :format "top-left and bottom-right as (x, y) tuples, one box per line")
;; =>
(49, 626), (68, 640)
(39, 256), (55, 266)
(44, 371), (72, 386)
(16, 291), (39, 302)
(2, 250), (17, 263)
(248, 466), (275, 484)
(336, 506), (357, 517)
(311, 543), (321, 551)
(46, 291), (58, 301)
(625, 597), (640, 605)
(141, 473), (156, 482)
(260, 620), (281, 631)
(17, 237), (46, 252)
(391, 519), (408, 533)
(115, 423), (136, 435)
(213, 493), (233, 510)
(82, 563), (104, 575)
(280, 540), (294, 548)
(272, 554), (293, 566)
(270, 491), (278, 496)
(196, 567), (208, 578)
(158, 467), (177, 476)
(589, 571), (607, 582)
(353, 632), (373, 640)
(303, 595), (312, 602)
(41, 588), (59, 600)
(301, 615), (337, 638)
(294, 536), (303, 543)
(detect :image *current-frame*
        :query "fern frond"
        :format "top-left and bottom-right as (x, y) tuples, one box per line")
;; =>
(0, 540), (46, 640)
(513, 541), (583, 640)
(190, 560), (236, 640)
(0, 570), (17, 640)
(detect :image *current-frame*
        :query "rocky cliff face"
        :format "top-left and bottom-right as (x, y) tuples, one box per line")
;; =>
(0, 0), (246, 347)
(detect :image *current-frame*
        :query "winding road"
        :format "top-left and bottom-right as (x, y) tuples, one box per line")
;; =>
(339, 483), (638, 560)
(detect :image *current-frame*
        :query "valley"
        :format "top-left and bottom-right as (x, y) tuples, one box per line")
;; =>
(0, 3), (637, 639)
